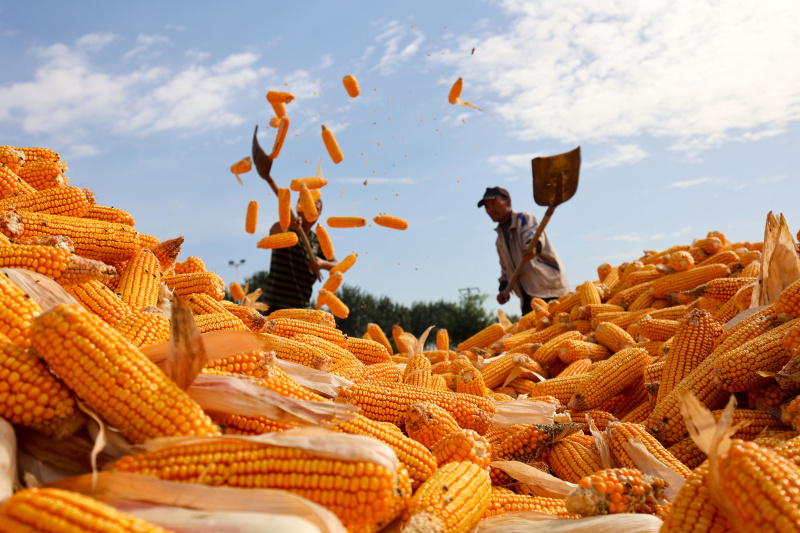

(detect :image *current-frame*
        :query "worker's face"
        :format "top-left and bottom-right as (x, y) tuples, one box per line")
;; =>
(483, 196), (512, 223)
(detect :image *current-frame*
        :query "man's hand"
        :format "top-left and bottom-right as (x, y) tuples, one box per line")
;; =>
(497, 292), (510, 305)
(308, 259), (321, 274)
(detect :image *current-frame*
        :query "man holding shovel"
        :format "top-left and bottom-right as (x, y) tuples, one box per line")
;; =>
(479, 186), (570, 313)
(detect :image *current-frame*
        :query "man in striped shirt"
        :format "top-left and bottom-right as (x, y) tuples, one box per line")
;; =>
(263, 199), (338, 312)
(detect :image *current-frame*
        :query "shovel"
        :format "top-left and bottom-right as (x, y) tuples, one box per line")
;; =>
(252, 126), (321, 280)
(498, 146), (581, 303)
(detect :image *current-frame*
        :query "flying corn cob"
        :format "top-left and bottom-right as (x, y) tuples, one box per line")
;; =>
(244, 200), (258, 234)
(257, 232), (299, 250)
(31, 305), (219, 443)
(329, 252), (357, 275)
(374, 214), (408, 230)
(448, 77), (463, 104)
(0, 487), (172, 533)
(327, 216), (366, 228)
(229, 281), (245, 301)
(297, 184), (318, 223)
(266, 90), (295, 104)
(269, 116), (290, 159)
(290, 176), (328, 191)
(343, 74), (361, 98)
(321, 124), (343, 164)
(229, 156), (251, 185)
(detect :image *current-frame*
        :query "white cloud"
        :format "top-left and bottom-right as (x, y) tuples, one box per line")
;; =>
(372, 20), (425, 75)
(319, 54), (333, 69)
(584, 144), (648, 169)
(0, 41), (274, 137)
(670, 177), (713, 188)
(75, 32), (115, 51)
(433, 0), (800, 154)
(185, 49), (210, 62)
(487, 153), (535, 174)
(67, 144), (99, 157)
(123, 33), (171, 60)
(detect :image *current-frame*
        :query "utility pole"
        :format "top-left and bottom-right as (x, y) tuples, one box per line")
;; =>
(459, 287), (481, 297)
(228, 259), (245, 285)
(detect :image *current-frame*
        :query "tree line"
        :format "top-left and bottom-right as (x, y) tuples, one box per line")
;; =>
(244, 270), (513, 350)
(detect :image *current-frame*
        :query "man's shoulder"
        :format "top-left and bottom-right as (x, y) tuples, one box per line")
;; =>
(512, 210), (538, 227)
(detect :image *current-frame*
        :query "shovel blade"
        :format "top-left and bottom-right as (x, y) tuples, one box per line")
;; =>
(251, 125), (273, 182)
(532, 146), (581, 207)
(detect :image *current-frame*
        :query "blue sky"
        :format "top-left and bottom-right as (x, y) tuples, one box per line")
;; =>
(1, 1), (799, 318)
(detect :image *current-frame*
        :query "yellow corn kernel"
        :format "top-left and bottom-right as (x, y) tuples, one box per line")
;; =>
(329, 252), (357, 275)
(290, 176), (328, 191)
(317, 288), (349, 319)
(229, 282), (245, 301)
(229, 156), (251, 184)
(315, 224), (335, 260)
(277, 187), (291, 232)
(266, 90), (295, 104)
(297, 183), (318, 223)
(321, 124), (343, 164)
(343, 74), (361, 98)
(257, 232), (299, 250)
(245, 200), (258, 234)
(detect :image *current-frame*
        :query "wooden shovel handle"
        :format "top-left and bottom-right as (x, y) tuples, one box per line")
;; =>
(499, 203), (557, 301)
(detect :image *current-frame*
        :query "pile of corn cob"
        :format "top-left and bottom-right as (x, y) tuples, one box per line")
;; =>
(1, 144), (800, 532)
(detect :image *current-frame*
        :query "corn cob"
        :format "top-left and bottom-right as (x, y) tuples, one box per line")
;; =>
(568, 347), (650, 411)
(205, 351), (265, 374)
(0, 146), (25, 173)
(558, 339), (612, 363)
(316, 288), (349, 319)
(619, 402), (653, 424)
(627, 291), (657, 312)
(266, 316), (347, 348)
(163, 271), (225, 301)
(566, 468), (668, 516)
(481, 353), (532, 389)
(638, 316), (679, 342)
(493, 422), (584, 468)
(455, 367), (488, 397)
(509, 374), (583, 404)
(320, 124), (344, 164)
(173, 255), (206, 274)
(0, 272), (43, 347)
(530, 330), (583, 371)
(404, 352), (432, 388)
(367, 323), (393, 354)
(0, 185), (90, 217)
(605, 421), (691, 478)
(659, 461), (731, 532)
(194, 312), (249, 333)
(114, 248), (162, 311)
(266, 308), (335, 327)
(329, 252), (357, 275)
(266, 90), (295, 104)
(310, 225), (334, 262)
(64, 279), (132, 325)
(137, 233), (160, 250)
(0, 487), (172, 532)
(339, 74), (362, 98)
(363, 360), (402, 384)
(16, 157), (68, 190)
(557, 357), (593, 378)
(334, 414), (437, 490)
(219, 301), (267, 331)
(112, 308), (171, 347)
(404, 402), (462, 448)
(447, 77), (463, 104)
(456, 323), (506, 351)
(607, 281), (655, 309)
(260, 332), (332, 370)
(0, 339), (84, 438)
(404, 461), (491, 533)
(650, 263), (732, 298)
(32, 305), (219, 443)
(229, 281), (246, 301)
(697, 249), (739, 267)
(626, 269), (665, 286)
(482, 487), (576, 518)
(431, 428), (492, 470)
(256, 231), (299, 250)
(295, 333), (366, 382)
(347, 336), (392, 365)
(112, 437), (397, 528)
(337, 382), (495, 434)
(242, 200), (258, 234)
(548, 432), (604, 483)
(267, 116), (290, 159)
(573, 409), (618, 431)
(657, 309), (722, 404)
(594, 322), (637, 352)
(147, 236), (183, 273)
(189, 288), (233, 315)
(0, 210), (140, 264)
(374, 214), (408, 230)
(0, 241), (73, 281)
(321, 271), (343, 295)
(327, 216), (366, 228)
(83, 204), (136, 225)
(684, 276), (756, 302)
(714, 318), (799, 392)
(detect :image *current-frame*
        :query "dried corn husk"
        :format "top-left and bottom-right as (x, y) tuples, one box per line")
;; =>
(489, 460), (577, 498)
(0, 417), (17, 499)
(474, 513), (663, 533)
(622, 437), (685, 500)
(1, 267), (79, 309)
(49, 472), (345, 533)
(751, 212), (800, 307)
(165, 294), (207, 390)
(276, 358), (354, 397)
(491, 399), (556, 428)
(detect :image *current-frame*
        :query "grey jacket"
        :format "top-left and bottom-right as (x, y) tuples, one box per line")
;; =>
(496, 210), (570, 299)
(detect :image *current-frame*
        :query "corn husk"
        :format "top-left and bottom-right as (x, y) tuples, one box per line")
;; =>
(491, 399), (555, 428)
(188, 373), (358, 427)
(165, 294), (207, 390)
(118, 504), (323, 533)
(49, 472), (345, 533)
(587, 416), (613, 470)
(498, 309), (513, 330)
(751, 212), (800, 307)
(473, 512), (663, 532)
(622, 437), (685, 500)
(502, 365), (546, 388)
(0, 417), (17, 499)
(141, 330), (266, 367)
(489, 460), (576, 498)
(276, 358), (354, 397)
(137, 427), (399, 474)
(1, 267), (79, 310)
